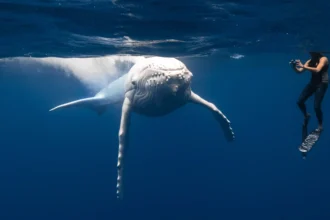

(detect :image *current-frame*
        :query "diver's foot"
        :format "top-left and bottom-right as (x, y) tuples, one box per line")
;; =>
(303, 114), (311, 127)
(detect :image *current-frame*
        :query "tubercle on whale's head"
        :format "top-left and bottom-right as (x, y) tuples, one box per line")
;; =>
(125, 58), (193, 95)
(141, 68), (192, 95)
(124, 59), (194, 104)
(166, 70), (192, 93)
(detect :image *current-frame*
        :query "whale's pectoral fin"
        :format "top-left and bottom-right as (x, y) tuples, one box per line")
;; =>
(49, 97), (104, 112)
(189, 91), (235, 142)
(116, 97), (132, 200)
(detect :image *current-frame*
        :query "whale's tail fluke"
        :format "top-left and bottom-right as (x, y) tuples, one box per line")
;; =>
(49, 96), (105, 114)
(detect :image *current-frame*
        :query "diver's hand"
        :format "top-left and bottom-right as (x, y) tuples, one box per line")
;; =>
(295, 60), (304, 68)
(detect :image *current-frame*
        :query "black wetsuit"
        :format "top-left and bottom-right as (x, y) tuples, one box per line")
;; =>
(297, 58), (329, 124)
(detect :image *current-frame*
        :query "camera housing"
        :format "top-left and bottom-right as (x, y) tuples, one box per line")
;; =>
(289, 60), (296, 65)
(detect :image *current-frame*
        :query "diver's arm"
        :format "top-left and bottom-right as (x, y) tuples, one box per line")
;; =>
(303, 57), (328, 73)
(292, 65), (304, 73)
(292, 59), (309, 73)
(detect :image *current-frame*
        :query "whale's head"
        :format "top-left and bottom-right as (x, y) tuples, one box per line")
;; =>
(132, 58), (192, 95)
(125, 57), (193, 114)
(143, 68), (192, 96)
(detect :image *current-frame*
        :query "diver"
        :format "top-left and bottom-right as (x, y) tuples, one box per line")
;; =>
(290, 52), (329, 132)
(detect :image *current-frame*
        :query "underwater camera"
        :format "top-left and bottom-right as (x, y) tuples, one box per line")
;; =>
(289, 59), (297, 65)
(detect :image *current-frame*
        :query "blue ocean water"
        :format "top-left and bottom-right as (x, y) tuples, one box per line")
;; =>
(1, 0), (330, 219)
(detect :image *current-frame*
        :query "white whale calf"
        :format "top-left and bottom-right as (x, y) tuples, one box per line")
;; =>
(50, 56), (235, 199)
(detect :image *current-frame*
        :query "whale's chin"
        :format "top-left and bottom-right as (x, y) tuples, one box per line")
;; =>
(128, 83), (192, 117)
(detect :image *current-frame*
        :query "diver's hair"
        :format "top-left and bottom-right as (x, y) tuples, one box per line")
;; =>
(310, 51), (323, 57)
(309, 52), (324, 67)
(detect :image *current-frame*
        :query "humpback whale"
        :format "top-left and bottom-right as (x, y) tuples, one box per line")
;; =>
(49, 56), (235, 199)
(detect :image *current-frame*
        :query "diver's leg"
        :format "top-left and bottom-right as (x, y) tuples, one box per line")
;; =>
(297, 83), (316, 126)
(189, 91), (235, 142)
(314, 83), (328, 131)
(116, 97), (132, 199)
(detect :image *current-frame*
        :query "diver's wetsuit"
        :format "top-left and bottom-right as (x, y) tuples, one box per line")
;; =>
(297, 59), (329, 125)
